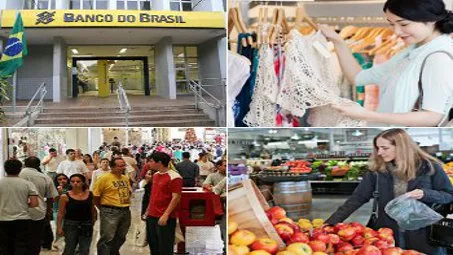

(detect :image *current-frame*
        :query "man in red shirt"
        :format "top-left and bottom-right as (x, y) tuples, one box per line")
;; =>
(146, 152), (182, 255)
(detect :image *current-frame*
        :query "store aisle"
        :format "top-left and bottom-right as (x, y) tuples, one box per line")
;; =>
(41, 189), (151, 255)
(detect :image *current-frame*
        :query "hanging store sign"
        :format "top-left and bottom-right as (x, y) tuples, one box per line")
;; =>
(0, 10), (225, 29)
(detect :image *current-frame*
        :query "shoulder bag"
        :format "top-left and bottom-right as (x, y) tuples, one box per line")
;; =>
(366, 172), (379, 229)
(412, 50), (453, 127)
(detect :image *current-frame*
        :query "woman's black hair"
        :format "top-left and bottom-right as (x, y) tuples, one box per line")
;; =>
(83, 154), (93, 164)
(54, 173), (69, 188)
(69, 173), (88, 191)
(384, 0), (453, 34)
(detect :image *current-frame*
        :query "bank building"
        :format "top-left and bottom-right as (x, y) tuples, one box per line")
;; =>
(0, 0), (226, 127)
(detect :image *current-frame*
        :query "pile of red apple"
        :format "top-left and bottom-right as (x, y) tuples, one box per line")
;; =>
(253, 206), (424, 255)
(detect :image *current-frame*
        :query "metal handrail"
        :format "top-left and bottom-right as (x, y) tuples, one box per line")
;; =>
(117, 82), (131, 127)
(188, 80), (224, 125)
(18, 82), (47, 127)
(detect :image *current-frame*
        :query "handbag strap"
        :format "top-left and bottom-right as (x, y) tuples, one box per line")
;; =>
(371, 172), (379, 217)
(413, 51), (453, 111)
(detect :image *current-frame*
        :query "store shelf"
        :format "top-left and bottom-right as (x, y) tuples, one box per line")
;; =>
(309, 180), (361, 184)
(310, 181), (361, 195)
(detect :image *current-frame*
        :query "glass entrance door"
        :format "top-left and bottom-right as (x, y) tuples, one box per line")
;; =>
(73, 57), (149, 97)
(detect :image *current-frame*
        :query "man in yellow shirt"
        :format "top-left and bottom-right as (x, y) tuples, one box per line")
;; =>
(93, 158), (131, 255)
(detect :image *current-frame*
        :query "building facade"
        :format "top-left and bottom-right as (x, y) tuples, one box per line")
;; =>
(0, 0), (226, 103)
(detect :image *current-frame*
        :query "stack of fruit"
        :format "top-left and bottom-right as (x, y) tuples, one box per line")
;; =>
(283, 160), (312, 174)
(442, 162), (453, 184)
(229, 206), (424, 255)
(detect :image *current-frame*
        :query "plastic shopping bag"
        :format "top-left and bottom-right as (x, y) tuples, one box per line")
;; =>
(385, 193), (443, 231)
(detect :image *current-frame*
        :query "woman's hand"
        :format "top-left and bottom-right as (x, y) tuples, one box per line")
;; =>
(331, 101), (370, 120)
(319, 25), (344, 44)
(406, 189), (424, 200)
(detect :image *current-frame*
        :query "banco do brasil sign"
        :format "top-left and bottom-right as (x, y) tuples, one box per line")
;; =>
(1, 10), (224, 28)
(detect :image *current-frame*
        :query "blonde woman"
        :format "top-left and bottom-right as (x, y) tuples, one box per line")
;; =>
(326, 128), (453, 255)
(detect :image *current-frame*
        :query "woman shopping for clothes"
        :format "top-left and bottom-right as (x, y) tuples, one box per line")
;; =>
(325, 129), (453, 254)
(57, 174), (97, 255)
(320, 0), (453, 126)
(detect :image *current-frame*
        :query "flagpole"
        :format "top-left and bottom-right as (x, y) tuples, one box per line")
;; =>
(12, 71), (17, 114)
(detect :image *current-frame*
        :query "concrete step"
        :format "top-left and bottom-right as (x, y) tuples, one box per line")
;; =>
(35, 113), (210, 125)
(42, 104), (196, 113)
(37, 109), (203, 118)
(34, 119), (216, 127)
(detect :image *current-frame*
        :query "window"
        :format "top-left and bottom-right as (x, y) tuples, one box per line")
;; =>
(117, 0), (151, 10)
(24, 0), (56, 9)
(170, 0), (192, 11)
(69, 0), (108, 10)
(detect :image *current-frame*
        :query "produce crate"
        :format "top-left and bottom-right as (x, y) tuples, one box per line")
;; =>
(228, 179), (286, 249)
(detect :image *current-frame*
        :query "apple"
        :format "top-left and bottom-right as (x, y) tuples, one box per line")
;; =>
(251, 238), (278, 254)
(338, 227), (356, 241)
(328, 234), (341, 244)
(377, 233), (394, 245)
(289, 232), (309, 244)
(323, 225), (335, 233)
(364, 228), (378, 239)
(378, 228), (393, 236)
(337, 242), (354, 252)
(275, 223), (295, 241)
(228, 221), (238, 235)
(230, 229), (256, 246)
(286, 242), (313, 255)
(249, 250), (272, 255)
(276, 251), (297, 255)
(382, 247), (403, 255)
(334, 223), (349, 233)
(313, 233), (330, 244)
(278, 221), (301, 233)
(363, 237), (380, 246)
(269, 206), (287, 220)
(373, 240), (390, 250)
(309, 240), (327, 252)
(279, 217), (295, 225)
(356, 245), (382, 255)
(229, 245), (250, 255)
(401, 250), (421, 255)
(351, 235), (365, 247)
(350, 222), (366, 235)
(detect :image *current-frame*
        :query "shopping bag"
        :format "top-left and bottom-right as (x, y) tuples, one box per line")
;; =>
(384, 193), (443, 231)
(134, 220), (148, 247)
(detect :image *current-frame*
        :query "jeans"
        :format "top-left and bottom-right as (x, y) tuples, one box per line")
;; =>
(42, 218), (54, 249)
(146, 216), (177, 255)
(0, 220), (32, 255)
(63, 219), (93, 255)
(29, 219), (46, 255)
(97, 206), (131, 255)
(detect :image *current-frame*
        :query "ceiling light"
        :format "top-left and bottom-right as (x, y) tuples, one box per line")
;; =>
(119, 48), (127, 54)
(71, 49), (79, 54)
(291, 133), (301, 140)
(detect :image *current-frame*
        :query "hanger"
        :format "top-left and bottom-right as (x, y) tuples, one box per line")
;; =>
(268, 7), (279, 45)
(340, 25), (359, 39)
(295, 6), (318, 32)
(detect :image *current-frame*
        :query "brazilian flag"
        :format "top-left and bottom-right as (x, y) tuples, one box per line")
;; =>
(0, 12), (28, 77)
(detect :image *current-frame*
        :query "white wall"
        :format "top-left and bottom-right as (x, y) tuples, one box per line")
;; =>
(65, 128), (89, 155)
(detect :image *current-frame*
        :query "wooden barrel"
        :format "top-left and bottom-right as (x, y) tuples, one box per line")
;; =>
(273, 181), (312, 220)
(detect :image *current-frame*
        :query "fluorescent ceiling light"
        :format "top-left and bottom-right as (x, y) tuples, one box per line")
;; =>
(352, 130), (363, 137)
(119, 48), (127, 54)
(71, 49), (79, 54)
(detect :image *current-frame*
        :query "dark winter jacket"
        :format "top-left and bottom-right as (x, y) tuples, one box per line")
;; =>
(326, 161), (453, 254)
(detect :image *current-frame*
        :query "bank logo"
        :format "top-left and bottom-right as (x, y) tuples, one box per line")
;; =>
(36, 11), (56, 25)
